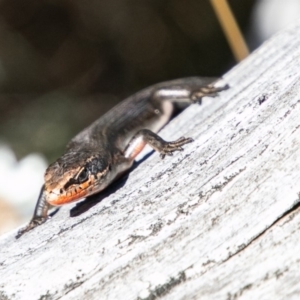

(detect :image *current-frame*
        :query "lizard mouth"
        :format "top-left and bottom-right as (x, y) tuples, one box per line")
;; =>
(45, 178), (95, 206)
(46, 189), (89, 206)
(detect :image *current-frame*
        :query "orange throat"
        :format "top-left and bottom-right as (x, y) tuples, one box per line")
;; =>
(45, 178), (95, 206)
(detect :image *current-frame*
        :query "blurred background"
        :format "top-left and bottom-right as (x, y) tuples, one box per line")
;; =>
(0, 0), (299, 234)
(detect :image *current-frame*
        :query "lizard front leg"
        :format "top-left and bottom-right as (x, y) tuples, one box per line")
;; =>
(124, 129), (193, 160)
(16, 185), (50, 238)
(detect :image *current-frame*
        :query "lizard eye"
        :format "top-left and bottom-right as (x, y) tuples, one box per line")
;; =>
(77, 168), (89, 183)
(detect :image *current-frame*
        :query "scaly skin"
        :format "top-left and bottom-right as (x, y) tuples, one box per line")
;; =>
(16, 77), (228, 238)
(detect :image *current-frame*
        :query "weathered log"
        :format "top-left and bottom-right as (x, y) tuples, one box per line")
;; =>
(1, 23), (300, 300)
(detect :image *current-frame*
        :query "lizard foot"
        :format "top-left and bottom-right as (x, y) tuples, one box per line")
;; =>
(125, 129), (194, 160)
(159, 136), (194, 159)
(16, 216), (48, 239)
(191, 83), (230, 104)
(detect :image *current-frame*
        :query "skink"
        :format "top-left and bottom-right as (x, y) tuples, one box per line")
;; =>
(17, 77), (228, 238)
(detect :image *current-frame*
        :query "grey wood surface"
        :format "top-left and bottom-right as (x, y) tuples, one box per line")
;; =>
(1, 23), (300, 300)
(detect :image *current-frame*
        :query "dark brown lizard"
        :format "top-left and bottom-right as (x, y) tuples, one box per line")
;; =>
(17, 77), (228, 238)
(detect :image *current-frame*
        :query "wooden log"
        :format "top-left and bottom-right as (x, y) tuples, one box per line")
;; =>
(1, 23), (300, 300)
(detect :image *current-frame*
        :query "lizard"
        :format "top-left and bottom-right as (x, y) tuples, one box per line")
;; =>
(16, 77), (228, 238)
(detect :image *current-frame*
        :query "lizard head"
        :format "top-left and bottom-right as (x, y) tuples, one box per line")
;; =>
(44, 151), (111, 206)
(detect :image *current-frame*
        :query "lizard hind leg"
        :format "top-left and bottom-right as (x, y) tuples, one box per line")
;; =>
(191, 83), (230, 104)
(124, 129), (193, 160)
